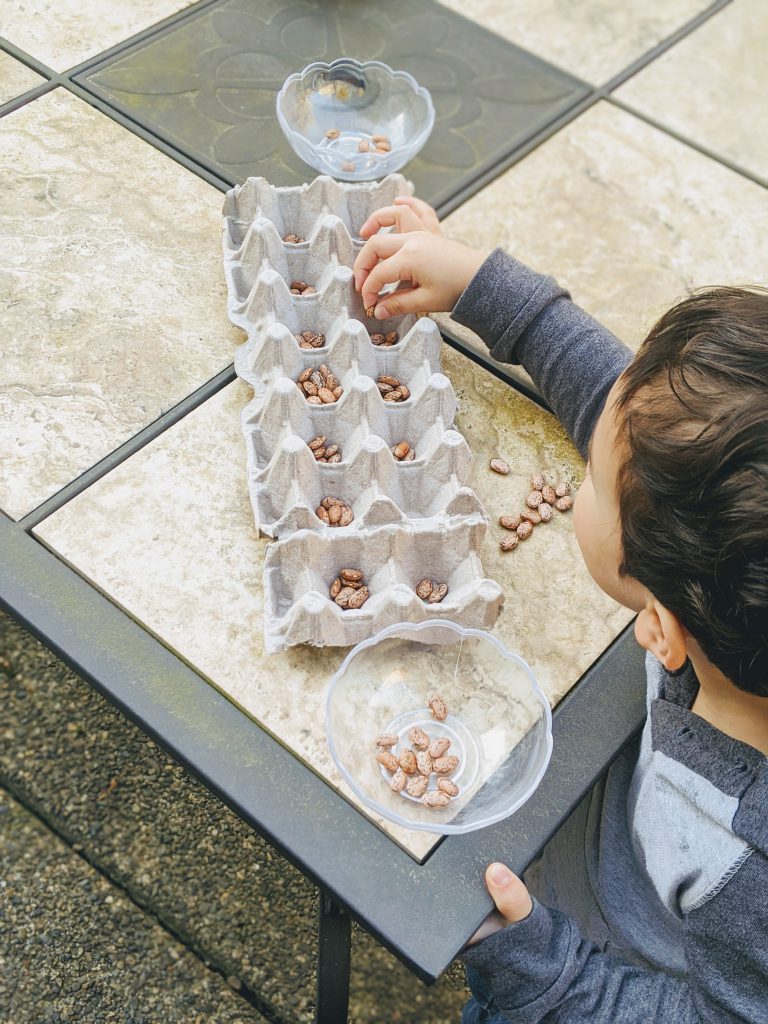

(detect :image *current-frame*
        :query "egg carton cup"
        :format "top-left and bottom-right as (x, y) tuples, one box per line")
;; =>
(241, 372), (460, 473)
(235, 313), (441, 400)
(243, 368), (456, 464)
(263, 520), (504, 653)
(226, 215), (359, 312)
(248, 431), (480, 537)
(223, 173), (413, 251)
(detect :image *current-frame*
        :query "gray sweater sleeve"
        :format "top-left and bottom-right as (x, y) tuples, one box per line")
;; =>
(451, 249), (633, 458)
(460, 849), (768, 1024)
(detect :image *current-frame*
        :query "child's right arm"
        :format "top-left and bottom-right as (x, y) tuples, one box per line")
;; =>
(353, 221), (633, 459)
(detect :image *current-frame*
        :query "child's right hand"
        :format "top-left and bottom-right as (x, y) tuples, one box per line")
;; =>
(353, 230), (486, 319)
(357, 195), (443, 239)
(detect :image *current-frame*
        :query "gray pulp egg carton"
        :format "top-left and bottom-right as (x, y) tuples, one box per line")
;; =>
(223, 173), (411, 252)
(222, 175), (503, 651)
(263, 520), (504, 653)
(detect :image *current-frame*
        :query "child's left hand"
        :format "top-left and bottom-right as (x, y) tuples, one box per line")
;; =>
(466, 862), (534, 946)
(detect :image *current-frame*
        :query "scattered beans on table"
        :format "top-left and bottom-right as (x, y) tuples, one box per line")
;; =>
(497, 471), (575, 552)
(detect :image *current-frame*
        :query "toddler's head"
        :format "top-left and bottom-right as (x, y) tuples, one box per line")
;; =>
(573, 288), (768, 695)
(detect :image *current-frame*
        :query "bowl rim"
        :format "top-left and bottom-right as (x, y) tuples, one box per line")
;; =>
(276, 58), (436, 156)
(325, 619), (554, 835)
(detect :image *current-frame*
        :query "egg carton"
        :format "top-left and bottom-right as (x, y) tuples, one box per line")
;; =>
(225, 213), (417, 343)
(222, 174), (502, 648)
(223, 173), (412, 252)
(236, 311), (441, 402)
(241, 351), (459, 473)
(262, 519), (504, 653)
(248, 430), (480, 537)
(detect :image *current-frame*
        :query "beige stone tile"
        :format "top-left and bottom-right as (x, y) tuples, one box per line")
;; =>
(615, 0), (768, 182)
(35, 348), (630, 856)
(0, 89), (243, 520)
(0, 52), (45, 105)
(1, 0), (197, 72)
(440, 101), (768, 379)
(437, 0), (710, 84)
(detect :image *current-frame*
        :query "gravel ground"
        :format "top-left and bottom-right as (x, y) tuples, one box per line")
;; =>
(0, 612), (471, 1024)
(0, 788), (268, 1024)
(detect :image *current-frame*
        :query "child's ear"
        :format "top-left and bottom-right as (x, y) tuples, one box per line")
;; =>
(634, 598), (688, 671)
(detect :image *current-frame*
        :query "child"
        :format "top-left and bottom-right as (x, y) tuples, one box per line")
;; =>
(353, 198), (768, 1022)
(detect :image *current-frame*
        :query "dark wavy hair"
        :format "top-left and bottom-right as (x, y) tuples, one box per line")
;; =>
(614, 287), (768, 695)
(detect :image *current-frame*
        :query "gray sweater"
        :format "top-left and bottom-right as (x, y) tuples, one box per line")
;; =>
(454, 250), (768, 1023)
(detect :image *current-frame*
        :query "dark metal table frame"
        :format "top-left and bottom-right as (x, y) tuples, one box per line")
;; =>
(1, 512), (647, 1021)
(0, 3), (737, 1016)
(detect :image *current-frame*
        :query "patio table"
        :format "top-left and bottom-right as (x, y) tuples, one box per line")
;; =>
(0, 507), (645, 1022)
(1, 0), (703, 1018)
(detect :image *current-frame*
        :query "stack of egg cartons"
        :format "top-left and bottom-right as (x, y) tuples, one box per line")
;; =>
(222, 174), (503, 653)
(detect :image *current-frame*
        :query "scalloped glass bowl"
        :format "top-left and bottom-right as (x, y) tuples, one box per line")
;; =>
(277, 59), (435, 182)
(325, 620), (553, 834)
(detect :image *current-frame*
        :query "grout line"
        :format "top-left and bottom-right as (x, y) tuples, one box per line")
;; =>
(439, 331), (550, 413)
(436, 91), (594, 219)
(66, 0), (222, 78)
(0, 79), (57, 119)
(608, 96), (768, 192)
(0, 0), (220, 79)
(63, 0), (222, 78)
(60, 77), (235, 192)
(0, 777), (287, 1023)
(600, 0), (733, 93)
(18, 365), (237, 532)
(0, 37), (59, 78)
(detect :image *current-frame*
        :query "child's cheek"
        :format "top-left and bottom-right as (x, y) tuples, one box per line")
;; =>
(571, 478), (591, 555)
(573, 480), (612, 592)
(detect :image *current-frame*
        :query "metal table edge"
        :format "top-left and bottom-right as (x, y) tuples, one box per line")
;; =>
(0, 513), (646, 982)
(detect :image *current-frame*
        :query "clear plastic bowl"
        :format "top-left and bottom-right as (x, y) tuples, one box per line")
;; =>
(325, 620), (553, 834)
(276, 59), (435, 182)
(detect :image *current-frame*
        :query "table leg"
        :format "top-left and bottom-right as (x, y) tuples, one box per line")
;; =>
(316, 891), (351, 1024)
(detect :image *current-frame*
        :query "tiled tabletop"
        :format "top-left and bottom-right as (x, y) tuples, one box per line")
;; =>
(0, 0), (199, 72)
(437, 0), (714, 85)
(0, 50), (44, 104)
(615, 0), (768, 183)
(0, 88), (243, 520)
(34, 352), (631, 859)
(74, 0), (588, 205)
(2, 0), (766, 978)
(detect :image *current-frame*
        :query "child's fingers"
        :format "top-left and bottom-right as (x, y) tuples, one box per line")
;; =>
(357, 204), (426, 239)
(484, 863), (533, 924)
(373, 285), (429, 320)
(353, 233), (408, 292)
(360, 251), (414, 311)
(394, 195), (441, 233)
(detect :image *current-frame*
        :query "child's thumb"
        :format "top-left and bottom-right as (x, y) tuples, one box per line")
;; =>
(485, 863), (533, 924)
